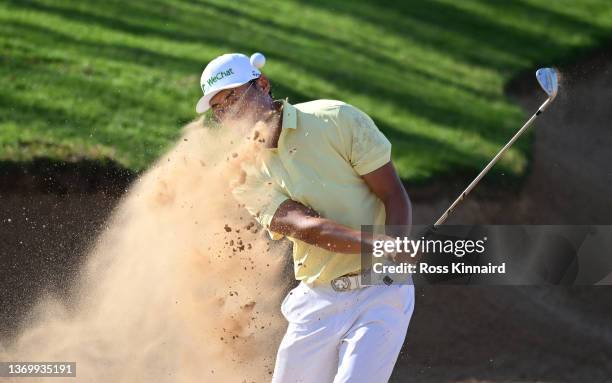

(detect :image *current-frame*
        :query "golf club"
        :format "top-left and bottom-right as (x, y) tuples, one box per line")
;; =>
(433, 67), (559, 227)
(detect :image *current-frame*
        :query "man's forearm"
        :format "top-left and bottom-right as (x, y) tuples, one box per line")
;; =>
(268, 199), (391, 256)
(283, 216), (381, 255)
(383, 192), (420, 264)
(384, 192), (412, 237)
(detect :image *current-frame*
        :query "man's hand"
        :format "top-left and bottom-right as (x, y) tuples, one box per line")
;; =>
(371, 233), (399, 261)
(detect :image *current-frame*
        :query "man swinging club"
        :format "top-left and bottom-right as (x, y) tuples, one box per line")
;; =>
(195, 52), (415, 383)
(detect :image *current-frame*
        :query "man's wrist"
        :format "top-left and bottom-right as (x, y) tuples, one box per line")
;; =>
(367, 233), (398, 261)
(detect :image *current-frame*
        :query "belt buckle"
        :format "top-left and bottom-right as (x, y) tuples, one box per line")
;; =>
(331, 276), (351, 292)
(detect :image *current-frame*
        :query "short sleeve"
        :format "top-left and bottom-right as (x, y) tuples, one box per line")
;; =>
(339, 104), (392, 175)
(231, 161), (289, 240)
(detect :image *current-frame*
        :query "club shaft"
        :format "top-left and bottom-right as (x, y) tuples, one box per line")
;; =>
(433, 97), (552, 227)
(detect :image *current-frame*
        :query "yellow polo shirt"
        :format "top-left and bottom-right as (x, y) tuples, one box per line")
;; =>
(231, 99), (391, 283)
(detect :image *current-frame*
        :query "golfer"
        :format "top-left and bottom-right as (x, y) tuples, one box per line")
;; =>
(196, 52), (415, 383)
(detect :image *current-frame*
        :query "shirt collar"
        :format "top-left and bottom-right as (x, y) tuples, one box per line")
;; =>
(280, 98), (297, 130)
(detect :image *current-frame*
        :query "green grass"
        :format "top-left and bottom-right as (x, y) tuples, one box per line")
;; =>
(1, 0), (611, 182)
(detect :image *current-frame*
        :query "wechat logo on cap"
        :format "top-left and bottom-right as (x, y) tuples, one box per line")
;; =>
(203, 68), (235, 92)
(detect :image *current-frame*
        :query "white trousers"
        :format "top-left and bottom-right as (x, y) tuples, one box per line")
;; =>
(272, 281), (415, 383)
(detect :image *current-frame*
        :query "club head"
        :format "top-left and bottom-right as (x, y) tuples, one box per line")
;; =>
(536, 68), (559, 100)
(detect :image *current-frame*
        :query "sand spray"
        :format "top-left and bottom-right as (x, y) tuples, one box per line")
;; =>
(0, 117), (289, 382)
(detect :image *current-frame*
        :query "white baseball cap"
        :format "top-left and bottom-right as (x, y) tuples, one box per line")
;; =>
(195, 52), (266, 113)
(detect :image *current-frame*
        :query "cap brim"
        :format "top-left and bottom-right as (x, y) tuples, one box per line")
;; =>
(196, 93), (215, 113)
(194, 80), (254, 113)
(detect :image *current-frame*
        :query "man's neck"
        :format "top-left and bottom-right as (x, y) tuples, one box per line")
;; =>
(259, 100), (284, 149)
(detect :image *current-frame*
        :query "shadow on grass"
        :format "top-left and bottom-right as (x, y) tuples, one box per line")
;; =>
(1, 20), (203, 74)
(295, 0), (610, 71)
(3, 0), (609, 182)
(6, 0), (518, 134)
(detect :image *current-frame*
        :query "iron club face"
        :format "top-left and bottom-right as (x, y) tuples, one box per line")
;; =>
(536, 68), (559, 100)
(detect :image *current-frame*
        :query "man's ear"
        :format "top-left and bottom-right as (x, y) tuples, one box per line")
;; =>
(256, 74), (271, 95)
